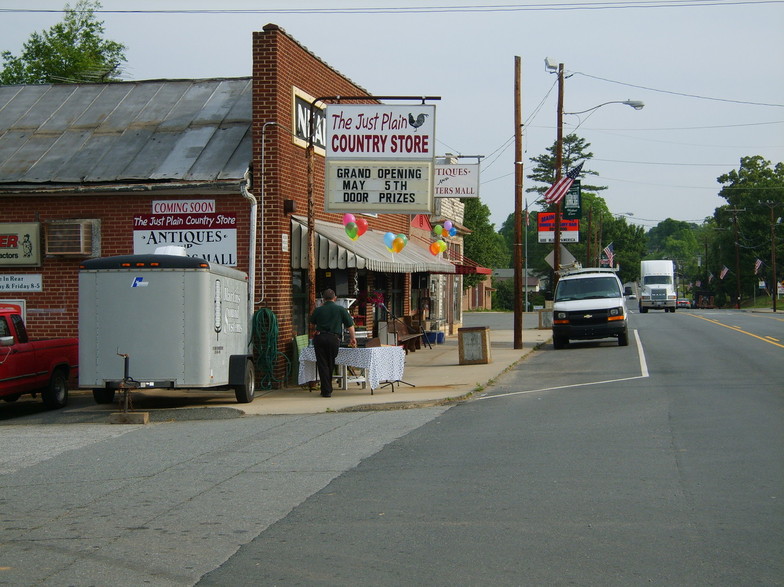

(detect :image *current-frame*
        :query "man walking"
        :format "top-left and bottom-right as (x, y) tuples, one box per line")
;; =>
(310, 289), (356, 397)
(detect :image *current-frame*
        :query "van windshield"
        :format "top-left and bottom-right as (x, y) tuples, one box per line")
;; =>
(643, 275), (672, 285)
(555, 276), (621, 302)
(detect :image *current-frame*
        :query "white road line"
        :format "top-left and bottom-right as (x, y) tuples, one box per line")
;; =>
(478, 329), (649, 401)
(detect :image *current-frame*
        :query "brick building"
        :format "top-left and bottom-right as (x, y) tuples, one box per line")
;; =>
(0, 24), (481, 386)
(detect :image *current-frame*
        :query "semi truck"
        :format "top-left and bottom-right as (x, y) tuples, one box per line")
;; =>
(78, 254), (255, 404)
(0, 304), (79, 409)
(638, 260), (677, 313)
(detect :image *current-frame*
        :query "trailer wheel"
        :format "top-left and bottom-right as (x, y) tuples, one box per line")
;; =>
(42, 368), (69, 409)
(234, 359), (255, 404)
(93, 387), (115, 404)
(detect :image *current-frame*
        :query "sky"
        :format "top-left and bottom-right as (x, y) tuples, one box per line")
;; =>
(2, 1), (783, 232)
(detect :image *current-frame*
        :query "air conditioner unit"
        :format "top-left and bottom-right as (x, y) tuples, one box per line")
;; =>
(45, 219), (99, 256)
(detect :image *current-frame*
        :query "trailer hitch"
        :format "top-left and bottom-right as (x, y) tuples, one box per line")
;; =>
(116, 351), (140, 413)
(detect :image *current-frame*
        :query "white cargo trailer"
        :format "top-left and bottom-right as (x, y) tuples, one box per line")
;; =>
(78, 254), (255, 404)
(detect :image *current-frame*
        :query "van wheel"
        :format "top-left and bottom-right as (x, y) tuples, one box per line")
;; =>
(234, 360), (255, 404)
(618, 330), (629, 346)
(42, 368), (69, 409)
(93, 387), (116, 404)
(553, 335), (568, 350)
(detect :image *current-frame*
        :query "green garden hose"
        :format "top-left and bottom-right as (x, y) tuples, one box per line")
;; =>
(251, 308), (290, 389)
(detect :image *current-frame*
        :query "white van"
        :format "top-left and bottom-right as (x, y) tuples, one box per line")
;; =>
(552, 268), (629, 349)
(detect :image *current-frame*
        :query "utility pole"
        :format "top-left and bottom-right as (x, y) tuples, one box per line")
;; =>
(761, 200), (779, 312)
(729, 208), (745, 309)
(513, 56), (524, 349)
(553, 63), (565, 281)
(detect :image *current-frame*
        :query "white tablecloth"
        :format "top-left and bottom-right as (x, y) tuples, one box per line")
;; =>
(298, 345), (405, 390)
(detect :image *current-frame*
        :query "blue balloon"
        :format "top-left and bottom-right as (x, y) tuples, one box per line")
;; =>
(384, 232), (396, 249)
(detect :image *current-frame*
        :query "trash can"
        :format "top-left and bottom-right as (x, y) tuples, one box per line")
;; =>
(436, 332), (445, 344)
(458, 326), (491, 365)
(425, 331), (439, 344)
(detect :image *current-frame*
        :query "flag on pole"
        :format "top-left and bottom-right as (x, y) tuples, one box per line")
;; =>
(754, 258), (763, 274)
(543, 162), (584, 205)
(719, 265), (729, 280)
(708, 273), (714, 283)
(602, 242), (614, 267)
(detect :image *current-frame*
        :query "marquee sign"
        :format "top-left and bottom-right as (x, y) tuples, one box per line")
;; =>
(537, 212), (580, 243)
(325, 104), (436, 213)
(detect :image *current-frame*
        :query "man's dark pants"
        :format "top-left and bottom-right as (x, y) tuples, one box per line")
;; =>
(313, 332), (340, 396)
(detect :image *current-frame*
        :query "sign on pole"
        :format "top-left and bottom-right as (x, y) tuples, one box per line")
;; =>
(563, 181), (581, 219)
(434, 162), (480, 198)
(537, 212), (579, 243)
(324, 104), (436, 214)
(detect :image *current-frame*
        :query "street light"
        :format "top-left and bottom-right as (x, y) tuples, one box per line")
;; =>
(544, 58), (644, 279)
(565, 100), (644, 115)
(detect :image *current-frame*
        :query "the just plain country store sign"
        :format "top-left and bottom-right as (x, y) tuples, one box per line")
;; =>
(324, 103), (436, 214)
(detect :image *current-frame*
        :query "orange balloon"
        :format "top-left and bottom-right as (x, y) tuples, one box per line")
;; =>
(429, 242), (441, 255)
(392, 237), (405, 253)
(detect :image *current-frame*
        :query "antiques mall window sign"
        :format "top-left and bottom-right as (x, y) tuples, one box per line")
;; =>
(133, 200), (238, 266)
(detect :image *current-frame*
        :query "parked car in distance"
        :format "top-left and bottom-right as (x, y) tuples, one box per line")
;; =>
(677, 298), (691, 309)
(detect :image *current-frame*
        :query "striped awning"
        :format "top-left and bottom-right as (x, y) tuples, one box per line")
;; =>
(291, 217), (455, 274)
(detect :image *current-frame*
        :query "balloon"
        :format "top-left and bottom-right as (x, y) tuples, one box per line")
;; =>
(355, 217), (368, 236)
(438, 239), (447, 252)
(444, 220), (453, 230)
(392, 236), (405, 253)
(429, 242), (441, 255)
(383, 232), (396, 249)
(345, 222), (358, 240)
(433, 225), (443, 235)
(397, 234), (408, 245)
(342, 213), (355, 226)
(449, 227), (457, 237)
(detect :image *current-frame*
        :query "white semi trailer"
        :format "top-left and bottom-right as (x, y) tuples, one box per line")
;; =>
(638, 259), (677, 313)
(78, 254), (255, 404)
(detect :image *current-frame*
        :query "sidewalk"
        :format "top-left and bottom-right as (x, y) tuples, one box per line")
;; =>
(238, 325), (552, 415)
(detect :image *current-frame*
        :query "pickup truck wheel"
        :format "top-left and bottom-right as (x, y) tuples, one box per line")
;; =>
(234, 359), (255, 404)
(42, 368), (69, 409)
(93, 387), (115, 404)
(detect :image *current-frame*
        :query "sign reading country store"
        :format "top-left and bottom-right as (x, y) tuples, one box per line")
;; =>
(324, 104), (436, 214)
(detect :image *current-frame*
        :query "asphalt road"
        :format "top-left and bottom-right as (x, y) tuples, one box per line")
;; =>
(1, 309), (782, 585)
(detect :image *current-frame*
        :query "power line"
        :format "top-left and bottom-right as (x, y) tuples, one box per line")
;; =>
(572, 71), (784, 107)
(2, 0), (782, 15)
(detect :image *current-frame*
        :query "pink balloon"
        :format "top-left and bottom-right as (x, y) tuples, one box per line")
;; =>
(342, 213), (355, 226)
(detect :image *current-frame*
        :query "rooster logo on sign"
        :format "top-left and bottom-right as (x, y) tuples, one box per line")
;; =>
(408, 112), (428, 131)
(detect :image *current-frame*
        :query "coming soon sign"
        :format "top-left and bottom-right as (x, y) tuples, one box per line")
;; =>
(324, 104), (436, 214)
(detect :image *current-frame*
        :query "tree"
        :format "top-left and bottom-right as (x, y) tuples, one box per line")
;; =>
(526, 134), (606, 200)
(461, 198), (508, 290)
(712, 156), (784, 305)
(1, 1), (126, 85)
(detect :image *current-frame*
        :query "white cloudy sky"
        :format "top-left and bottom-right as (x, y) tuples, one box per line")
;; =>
(3, 1), (783, 230)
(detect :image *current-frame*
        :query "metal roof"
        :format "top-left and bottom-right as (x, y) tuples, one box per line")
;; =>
(0, 78), (252, 189)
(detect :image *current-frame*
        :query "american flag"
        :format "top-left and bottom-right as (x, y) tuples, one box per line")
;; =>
(602, 242), (614, 267)
(719, 265), (729, 280)
(708, 273), (714, 283)
(754, 258), (763, 274)
(543, 162), (584, 205)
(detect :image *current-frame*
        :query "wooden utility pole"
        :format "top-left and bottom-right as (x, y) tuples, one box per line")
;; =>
(513, 56), (524, 349)
(552, 63), (564, 282)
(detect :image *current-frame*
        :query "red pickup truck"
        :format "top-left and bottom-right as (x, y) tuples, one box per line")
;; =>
(0, 304), (79, 409)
